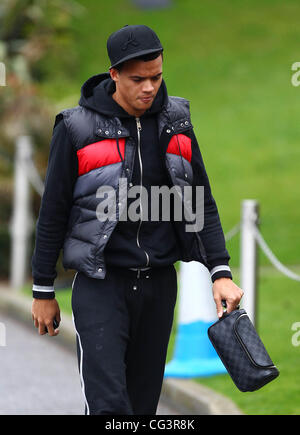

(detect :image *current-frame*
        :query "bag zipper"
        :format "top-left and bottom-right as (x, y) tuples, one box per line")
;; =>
(135, 117), (150, 267)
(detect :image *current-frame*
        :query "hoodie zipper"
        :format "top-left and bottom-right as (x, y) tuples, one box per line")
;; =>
(135, 117), (150, 267)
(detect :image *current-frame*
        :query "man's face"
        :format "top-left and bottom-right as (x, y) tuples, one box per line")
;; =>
(110, 54), (163, 116)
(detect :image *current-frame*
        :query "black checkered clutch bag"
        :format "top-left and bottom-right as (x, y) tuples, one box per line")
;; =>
(207, 309), (279, 392)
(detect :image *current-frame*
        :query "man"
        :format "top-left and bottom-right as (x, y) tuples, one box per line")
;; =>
(31, 24), (243, 415)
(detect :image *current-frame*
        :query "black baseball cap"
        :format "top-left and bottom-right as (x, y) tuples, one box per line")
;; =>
(107, 24), (163, 69)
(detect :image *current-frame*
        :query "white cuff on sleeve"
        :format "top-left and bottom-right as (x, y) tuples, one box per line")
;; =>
(32, 284), (55, 293)
(210, 265), (231, 277)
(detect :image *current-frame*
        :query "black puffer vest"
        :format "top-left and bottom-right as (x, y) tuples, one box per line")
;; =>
(60, 96), (208, 280)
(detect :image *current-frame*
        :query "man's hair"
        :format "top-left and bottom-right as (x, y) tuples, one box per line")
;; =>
(113, 50), (163, 72)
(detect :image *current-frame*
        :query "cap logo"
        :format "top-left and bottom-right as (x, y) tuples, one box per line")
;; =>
(121, 32), (139, 51)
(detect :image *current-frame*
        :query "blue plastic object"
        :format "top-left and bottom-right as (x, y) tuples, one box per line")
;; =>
(164, 319), (227, 378)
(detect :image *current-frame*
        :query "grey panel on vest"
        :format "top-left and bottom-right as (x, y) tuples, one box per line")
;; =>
(73, 162), (123, 199)
(166, 153), (193, 185)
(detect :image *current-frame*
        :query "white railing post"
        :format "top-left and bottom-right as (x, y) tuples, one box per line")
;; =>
(0, 61), (6, 87)
(240, 199), (259, 327)
(9, 136), (33, 290)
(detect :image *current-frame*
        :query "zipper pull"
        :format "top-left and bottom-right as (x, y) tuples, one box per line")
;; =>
(136, 117), (142, 131)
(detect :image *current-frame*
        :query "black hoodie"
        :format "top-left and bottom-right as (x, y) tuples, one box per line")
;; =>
(31, 74), (181, 289)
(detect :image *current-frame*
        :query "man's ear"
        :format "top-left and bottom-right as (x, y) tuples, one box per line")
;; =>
(109, 67), (119, 83)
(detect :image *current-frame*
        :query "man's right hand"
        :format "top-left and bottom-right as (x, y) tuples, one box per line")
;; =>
(31, 298), (61, 337)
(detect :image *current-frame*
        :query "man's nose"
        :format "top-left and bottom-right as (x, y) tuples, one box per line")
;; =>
(142, 80), (154, 93)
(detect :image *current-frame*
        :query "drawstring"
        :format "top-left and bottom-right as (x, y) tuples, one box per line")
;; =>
(116, 135), (126, 213)
(116, 135), (125, 173)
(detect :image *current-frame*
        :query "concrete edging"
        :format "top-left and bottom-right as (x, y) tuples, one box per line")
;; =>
(0, 286), (243, 415)
(161, 378), (243, 415)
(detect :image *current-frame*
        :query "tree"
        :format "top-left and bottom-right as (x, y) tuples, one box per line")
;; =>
(0, 0), (83, 168)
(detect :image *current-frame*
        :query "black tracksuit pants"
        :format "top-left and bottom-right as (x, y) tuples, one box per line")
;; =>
(71, 264), (177, 415)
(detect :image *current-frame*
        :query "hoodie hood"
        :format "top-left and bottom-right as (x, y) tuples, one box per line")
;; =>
(78, 72), (168, 118)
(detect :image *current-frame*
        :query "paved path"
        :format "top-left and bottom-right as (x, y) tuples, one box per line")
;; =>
(0, 311), (178, 415)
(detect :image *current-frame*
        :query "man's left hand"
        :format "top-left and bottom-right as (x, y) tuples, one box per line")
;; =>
(212, 277), (244, 319)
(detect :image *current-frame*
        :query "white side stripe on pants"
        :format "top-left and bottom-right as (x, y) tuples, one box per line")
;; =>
(71, 272), (90, 415)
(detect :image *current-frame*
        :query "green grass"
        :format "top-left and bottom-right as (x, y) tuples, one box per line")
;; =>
(25, 267), (300, 415)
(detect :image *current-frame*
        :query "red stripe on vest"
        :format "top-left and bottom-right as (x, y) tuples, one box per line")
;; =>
(77, 139), (125, 176)
(166, 134), (192, 163)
